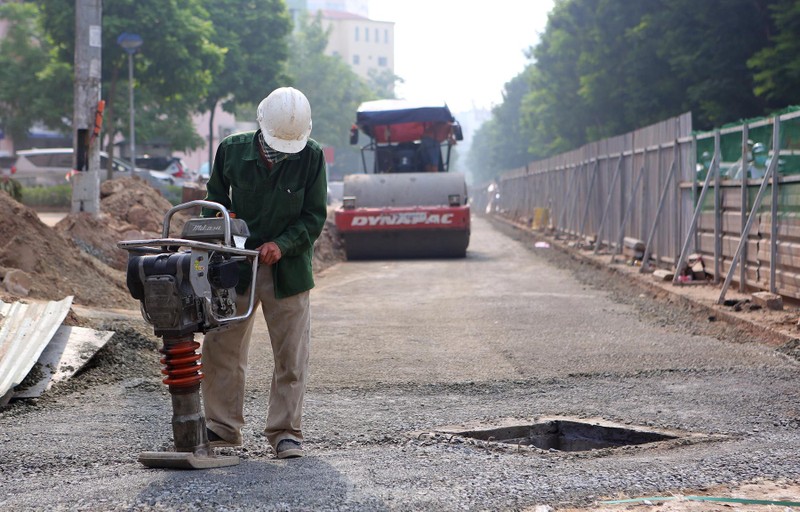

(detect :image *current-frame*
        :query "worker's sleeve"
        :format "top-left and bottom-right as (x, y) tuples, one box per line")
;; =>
(201, 143), (232, 218)
(272, 154), (328, 257)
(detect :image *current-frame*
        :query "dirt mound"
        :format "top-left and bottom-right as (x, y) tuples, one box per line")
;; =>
(55, 176), (189, 272)
(1, 176), (344, 310)
(314, 210), (346, 273)
(0, 191), (135, 309)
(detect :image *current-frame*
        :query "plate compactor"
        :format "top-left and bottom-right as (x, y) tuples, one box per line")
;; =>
(118, 201), (259, 469)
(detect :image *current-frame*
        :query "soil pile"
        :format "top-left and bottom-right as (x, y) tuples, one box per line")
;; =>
(56, 176), (345, 276)
(314, 209), (346, 273)
(55, 176), (190, 272)
(0, 191), (135, 309)
(1, 176), (344, 310)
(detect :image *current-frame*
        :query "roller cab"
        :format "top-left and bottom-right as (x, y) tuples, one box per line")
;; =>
(335, 100), (470, 259)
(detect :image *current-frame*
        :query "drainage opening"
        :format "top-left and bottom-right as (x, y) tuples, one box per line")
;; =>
(457, 420), (677, 452)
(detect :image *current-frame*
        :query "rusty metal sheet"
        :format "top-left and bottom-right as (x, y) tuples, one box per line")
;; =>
(0, 296), (74, 406)
(12, 325), (113, 399)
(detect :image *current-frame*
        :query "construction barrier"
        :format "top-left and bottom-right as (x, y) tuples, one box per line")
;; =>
(472, 108), (800, 303)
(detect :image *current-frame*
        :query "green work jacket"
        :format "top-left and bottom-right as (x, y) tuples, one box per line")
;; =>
(202, 130), (328, 298)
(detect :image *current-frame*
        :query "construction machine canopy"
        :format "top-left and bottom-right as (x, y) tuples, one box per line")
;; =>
(355, 99), (458, 144)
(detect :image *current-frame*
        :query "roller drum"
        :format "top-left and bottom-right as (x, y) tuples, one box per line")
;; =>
(340, 172), (470, 259)
(343, 172), (468, 207)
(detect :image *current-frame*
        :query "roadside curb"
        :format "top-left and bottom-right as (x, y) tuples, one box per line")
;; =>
(489, 214), (799, 351)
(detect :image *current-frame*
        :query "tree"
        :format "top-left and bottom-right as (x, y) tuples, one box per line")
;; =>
(637, 0), (770, 130)
(367, 68), (403, 100)
(199, 0), (292, 169)
(38, 0), (225, 172)
(521, 0), (593, 154)
(749, 0), (800, 109)
(468, 69), (537, 184)
(0, 3), (71, 149)
(514, 0), (773, 160)
(287, 13), (375, 178)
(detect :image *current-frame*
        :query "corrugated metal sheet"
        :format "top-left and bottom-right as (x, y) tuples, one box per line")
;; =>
(0, 296), (74, 405)
(13, 325), (114, 399)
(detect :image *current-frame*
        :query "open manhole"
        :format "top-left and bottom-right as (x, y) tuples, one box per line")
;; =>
(454, 419), (678, 452)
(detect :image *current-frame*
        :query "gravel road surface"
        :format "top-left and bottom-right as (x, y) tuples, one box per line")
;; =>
(1, 216), (798, 511)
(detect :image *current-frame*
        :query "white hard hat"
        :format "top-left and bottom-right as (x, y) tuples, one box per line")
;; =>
(256, 87), (312, 154)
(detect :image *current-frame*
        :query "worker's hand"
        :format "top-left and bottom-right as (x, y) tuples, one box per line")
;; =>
(258, 242), (282, 265)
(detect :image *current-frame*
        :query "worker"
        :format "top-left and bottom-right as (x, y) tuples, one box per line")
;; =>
(200, 87), (328, 459)
(748, 142), (768, 179)
(419, 123), (441, 172)
(696, 151), (712, 181)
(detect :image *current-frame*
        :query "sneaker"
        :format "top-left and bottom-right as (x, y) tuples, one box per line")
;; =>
(207, 428), (240, 448)
(276, 439), (304, 459)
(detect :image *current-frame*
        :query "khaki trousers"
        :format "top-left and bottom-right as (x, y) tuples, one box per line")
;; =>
(201, 264), (310, 449)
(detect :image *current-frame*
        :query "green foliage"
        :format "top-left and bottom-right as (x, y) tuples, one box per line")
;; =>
(20, 184), (71, 209)
(471, 0), (794, 178)
(468, 69), (538, 184)
(17, 182), (181, 207)
(34, 0), (226, 157)
(160, 184), (184, 206)
(634, 0), (769, 129)
(0, 3), (71, 144)
(286, 13), (376, 177)
(0, 178), (22, 202)
(521, 0), (772, 152)
(202, 0), (290, 112)
(198, 0), (292, 165)
(749, 0), (800, 108)
(367, 68), (403, 100)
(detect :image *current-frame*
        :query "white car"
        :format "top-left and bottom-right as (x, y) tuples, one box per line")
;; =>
(12, 147), (177, 189)
(12, 148), (133, 186)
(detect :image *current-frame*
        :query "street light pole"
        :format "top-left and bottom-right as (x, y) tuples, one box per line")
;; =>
(116, 32), (143, 165)
(126, 49), (135, 163)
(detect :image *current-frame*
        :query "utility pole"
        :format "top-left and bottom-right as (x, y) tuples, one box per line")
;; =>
(72, 0), (102, 214)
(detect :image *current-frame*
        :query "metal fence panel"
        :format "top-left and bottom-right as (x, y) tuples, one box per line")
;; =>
(481, 112), (692, 265)
(473, 109), (800, 301)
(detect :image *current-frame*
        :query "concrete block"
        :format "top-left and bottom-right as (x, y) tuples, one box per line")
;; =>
(652, 269), (674, 281)
(751, 291), (783, 311)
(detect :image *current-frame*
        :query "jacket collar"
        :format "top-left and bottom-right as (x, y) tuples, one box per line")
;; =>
(243, 130), (302, 162)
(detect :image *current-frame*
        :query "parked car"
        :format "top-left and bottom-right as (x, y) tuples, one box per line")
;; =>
(135, 156), (188, 184)
(197, 161), (211, 183)
(12, 148), (134, 187)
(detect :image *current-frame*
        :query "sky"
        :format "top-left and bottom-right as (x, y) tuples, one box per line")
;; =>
(367, 0), (555, 115)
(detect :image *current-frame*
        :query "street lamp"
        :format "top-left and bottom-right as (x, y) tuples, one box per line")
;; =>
(116, 32), (143, 166)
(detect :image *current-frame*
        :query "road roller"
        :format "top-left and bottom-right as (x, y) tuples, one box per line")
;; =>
(334, 99), (470, 259)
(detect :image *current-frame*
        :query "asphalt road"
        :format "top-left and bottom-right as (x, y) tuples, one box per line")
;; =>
(1, 216), (799, 511)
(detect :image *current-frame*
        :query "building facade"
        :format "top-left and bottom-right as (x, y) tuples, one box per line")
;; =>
(286, 0), (395, 83)
(319, 10), (394, 82)
(307, 0), (369, 17)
